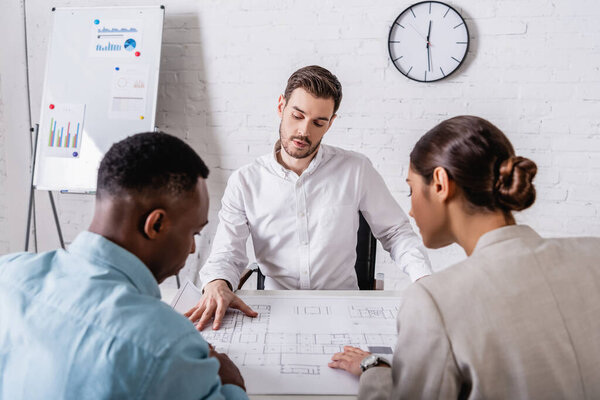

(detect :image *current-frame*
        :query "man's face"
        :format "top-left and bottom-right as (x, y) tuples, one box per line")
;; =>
(153, 178), (209, 283)
(277, 87), (336, 159)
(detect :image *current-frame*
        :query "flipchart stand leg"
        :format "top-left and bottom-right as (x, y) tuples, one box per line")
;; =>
(25, 124), (66, 251)
(48, 191), (65, 250)
(25, 125), (39, 251)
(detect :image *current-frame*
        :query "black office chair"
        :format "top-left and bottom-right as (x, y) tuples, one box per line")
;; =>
(238, 211), (377, 290)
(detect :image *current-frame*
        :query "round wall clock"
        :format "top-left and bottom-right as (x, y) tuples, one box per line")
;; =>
(388, 1), (469, 82)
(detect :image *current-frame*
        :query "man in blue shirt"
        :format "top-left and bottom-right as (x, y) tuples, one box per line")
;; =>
(0, 132), (248, 399)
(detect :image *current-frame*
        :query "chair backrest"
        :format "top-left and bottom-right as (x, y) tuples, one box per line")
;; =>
(354, 211), (377, 290)
(254, 211), (377, 290)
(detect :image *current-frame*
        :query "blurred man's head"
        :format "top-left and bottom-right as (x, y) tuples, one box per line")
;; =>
(91, 132), (209, 283)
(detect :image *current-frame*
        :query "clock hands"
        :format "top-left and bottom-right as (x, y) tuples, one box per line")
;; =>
(426, 20), (432, 72)
(427, 20), (432, 42)
(408, 20), (434, 75)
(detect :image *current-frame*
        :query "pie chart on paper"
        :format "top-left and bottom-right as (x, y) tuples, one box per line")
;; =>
(124, 38), (136, 51)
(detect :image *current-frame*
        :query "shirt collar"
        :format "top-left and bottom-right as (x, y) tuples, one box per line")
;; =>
(270, 140), (326, 178)
(472, 225), (542, 254)
(68, 231), (161, 298)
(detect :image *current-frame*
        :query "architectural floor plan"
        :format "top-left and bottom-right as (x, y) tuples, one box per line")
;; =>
(171, 281), (401, 395)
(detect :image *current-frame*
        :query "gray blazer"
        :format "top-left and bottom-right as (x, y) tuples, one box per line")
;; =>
(359, 225), (600, 399)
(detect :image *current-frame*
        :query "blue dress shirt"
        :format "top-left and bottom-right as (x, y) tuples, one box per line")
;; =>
(0, 231), (248, 400)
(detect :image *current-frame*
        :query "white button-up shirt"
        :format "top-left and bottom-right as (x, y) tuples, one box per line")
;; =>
(200, 143), (431, 290)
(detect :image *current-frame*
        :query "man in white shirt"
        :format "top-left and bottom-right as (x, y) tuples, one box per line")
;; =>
(186, 65), (431, 330)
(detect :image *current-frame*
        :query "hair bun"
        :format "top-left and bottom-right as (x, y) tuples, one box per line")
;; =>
(495, 156), (537, 211)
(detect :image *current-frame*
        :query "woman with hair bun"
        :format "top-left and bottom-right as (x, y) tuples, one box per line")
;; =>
(406, 115), (538, 252)
(330, 116), (600, 399)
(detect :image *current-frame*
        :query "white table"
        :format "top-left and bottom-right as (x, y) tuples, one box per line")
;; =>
(233, 290), (403, 400)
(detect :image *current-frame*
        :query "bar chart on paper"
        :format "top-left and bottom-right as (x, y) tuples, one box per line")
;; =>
(91, 21), (143, 57)
(96, 42), (122, 51)
(45, 103), (86, 158)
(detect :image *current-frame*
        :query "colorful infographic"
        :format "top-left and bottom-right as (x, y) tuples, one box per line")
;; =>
(90, 19), (143, 57)
(45, 103), (86, 158)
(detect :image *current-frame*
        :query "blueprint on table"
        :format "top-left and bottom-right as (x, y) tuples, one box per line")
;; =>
(171, 282), (400, 395)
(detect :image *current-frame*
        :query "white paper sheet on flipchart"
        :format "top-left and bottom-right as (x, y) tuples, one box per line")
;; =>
(170, 280), (400, 395)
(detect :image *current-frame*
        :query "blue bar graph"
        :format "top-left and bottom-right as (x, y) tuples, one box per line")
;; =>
(96, 42), (122, 52)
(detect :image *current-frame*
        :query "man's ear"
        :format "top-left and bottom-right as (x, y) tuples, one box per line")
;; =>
(328, 114), (337, 129)
(277, 94), (286, 118)
(143, 209), (169, 239)
(431, 166), (454, 203)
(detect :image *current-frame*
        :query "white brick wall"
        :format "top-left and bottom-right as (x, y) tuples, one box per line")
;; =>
(1, 0), (600, 290)
(0, 75), (9, 254)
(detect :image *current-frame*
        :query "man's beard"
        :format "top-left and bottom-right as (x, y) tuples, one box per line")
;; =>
(279, 122), (321, 159)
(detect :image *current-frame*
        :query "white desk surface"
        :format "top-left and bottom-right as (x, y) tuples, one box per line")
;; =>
(236, 289), (403, 297)
(161, 288), (404, 400)
(235, 290), (403, 400)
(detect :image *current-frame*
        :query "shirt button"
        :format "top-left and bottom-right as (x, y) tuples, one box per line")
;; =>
(298, 212), (305, 217)
(301, 241), (308, 245)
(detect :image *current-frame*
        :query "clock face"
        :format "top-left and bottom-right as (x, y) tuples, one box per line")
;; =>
(388, 1), (469, 82)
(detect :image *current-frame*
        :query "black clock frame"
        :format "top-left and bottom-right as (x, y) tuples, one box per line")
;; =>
(388, 1), (470, 83)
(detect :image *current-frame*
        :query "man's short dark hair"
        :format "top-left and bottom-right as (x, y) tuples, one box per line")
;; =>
(97, 132), (209, 198)
(284, 65), (343, 114)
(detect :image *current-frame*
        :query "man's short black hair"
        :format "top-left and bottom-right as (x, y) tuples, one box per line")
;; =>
(97, 132), (209, 198)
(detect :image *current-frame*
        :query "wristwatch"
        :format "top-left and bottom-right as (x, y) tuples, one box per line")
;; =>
(360, 354), (390, 372)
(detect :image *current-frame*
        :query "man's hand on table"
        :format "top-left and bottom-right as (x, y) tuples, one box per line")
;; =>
(184, 279), (258, 330)
(209, 346), (246, 391)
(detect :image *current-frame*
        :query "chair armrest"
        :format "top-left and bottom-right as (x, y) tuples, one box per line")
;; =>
(237, 269), (255, 290)
(237, 262), (259, 290)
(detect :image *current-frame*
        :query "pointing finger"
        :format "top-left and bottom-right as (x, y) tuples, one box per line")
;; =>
(231, 298), (258, 317)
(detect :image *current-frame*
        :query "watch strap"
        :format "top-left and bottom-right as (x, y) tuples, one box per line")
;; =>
(360, 355), (390, 372)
